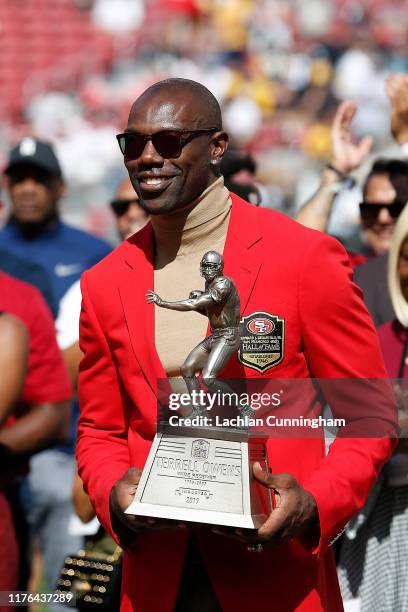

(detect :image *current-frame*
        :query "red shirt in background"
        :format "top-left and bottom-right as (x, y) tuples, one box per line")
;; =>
(0, 270), (72, 408)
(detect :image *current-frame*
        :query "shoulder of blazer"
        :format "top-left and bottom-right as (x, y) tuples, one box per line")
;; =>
(82, 223), (153, 285)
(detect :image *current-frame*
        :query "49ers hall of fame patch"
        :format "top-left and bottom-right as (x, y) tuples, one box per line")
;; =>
(238, 312), (285, 373)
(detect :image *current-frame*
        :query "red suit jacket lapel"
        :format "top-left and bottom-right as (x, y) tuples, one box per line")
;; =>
(224, 194), (262, 315)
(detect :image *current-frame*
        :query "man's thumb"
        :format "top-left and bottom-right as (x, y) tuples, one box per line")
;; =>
(252, 462), (274, 487)
(253, 463), (293, 490)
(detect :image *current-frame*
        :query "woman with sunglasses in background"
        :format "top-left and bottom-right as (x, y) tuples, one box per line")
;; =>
(358, 159), (408, 260)
(338, 203), (408, 612)
(353, 159), (408, 326)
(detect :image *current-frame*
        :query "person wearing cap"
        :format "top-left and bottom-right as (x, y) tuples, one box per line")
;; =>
(0, 137), (112, 603)
(0, 137), (111, 303)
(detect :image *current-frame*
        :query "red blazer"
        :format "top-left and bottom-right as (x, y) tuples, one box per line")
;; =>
(77, 194), (396, 612)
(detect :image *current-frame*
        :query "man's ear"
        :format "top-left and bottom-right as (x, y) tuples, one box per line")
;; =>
(211, 131), (229, 167)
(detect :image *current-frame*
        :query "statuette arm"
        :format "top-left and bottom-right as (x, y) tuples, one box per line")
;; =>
(146, 289), (214, 312)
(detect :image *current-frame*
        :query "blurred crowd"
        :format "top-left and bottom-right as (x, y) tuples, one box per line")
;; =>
(0, 0), (407, 237)
(0, 1), (408, 611)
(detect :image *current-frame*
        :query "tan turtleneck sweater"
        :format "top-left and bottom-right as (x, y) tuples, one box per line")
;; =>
(151, 177), (231, 378)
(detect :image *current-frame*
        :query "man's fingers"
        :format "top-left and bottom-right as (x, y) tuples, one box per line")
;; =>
(257, 505), (288, 541)
(357, 135), (373, 159)
(340, 101), (357, 126)
(252, 461), (266, 481)
(252, 463), (293, 492)
(252, 464), (299, 541)
(334, 100), (356, 133)
(113, 468), (142, 512)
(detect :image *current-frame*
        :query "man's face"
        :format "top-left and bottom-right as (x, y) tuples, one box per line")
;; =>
(7, 164), (64, 226)
(123, 91), (226, 215)
(361, 173), (397, 255)
(114, 179), (148, 240)
(399, 237), (408, 303)
(200, 256), (222, 280)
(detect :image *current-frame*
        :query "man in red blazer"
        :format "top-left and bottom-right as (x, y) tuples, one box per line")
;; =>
(77, 79), (397, 611)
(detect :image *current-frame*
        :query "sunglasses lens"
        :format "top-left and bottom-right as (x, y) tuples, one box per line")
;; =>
(111, 200), (132, 216)
(153, 132), (183, 158)
(360, 202), (406, 223)
(119, 134), (145, 159)
(117, 129), (210, 159)
(391, 202), (406, 218)
(359, 204), (378, 222)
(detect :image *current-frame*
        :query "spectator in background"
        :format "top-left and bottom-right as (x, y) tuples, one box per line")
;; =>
(0, 137), (111, 604)
(0, 271), (72, 593)
(221, 149), (262, 205)
(0, 312), (28, 599)
(353, 160), (408, 326)
(357, 159), (408, 259)
(0, 137), (111, 304)
(338, 204), (408, 612)
(110, 177), (149, 241)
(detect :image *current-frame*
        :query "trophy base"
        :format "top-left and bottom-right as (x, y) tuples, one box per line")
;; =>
(126, 425), (271, 529)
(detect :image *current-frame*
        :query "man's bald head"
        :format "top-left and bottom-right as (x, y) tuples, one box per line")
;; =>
(129, 79), (222, 130)
(123, 78), (228, 215)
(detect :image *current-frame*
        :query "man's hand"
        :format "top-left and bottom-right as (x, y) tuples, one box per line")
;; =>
(109, 467), (145, 534)
(189, 290), (203, 299)
(387, 74), (408, 146)
(253, 463), (319, 544)
(212, 463), (319, 548)
(146, 290), (162, 306)
(331, 100), (373, 174)
(109, 468), (187, 538)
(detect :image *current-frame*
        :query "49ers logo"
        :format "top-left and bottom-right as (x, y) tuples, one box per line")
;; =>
(239, 312), (285, 373)
(247, 318), (274, 335)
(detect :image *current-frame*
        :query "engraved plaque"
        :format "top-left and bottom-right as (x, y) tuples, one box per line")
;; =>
(139, 435), (243, 513)
(126, 426), (271, 529)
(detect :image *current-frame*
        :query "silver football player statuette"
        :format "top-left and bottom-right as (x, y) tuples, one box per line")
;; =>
(129, 251), (268, 528)
(146, 251), (241, 409)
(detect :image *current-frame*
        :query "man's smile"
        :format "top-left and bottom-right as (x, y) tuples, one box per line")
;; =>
(138, 176), (175, 193)
(135, 170), (182, 196)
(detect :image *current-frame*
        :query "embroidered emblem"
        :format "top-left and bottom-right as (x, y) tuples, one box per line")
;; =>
(238, 312), (285, 373)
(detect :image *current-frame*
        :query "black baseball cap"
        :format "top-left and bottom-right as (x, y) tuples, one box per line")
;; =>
(4, 137), (63, 178)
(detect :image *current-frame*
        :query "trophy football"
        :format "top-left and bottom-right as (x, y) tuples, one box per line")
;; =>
(125, 251), (272, 528)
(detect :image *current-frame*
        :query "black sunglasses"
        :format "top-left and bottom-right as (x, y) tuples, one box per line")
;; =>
(116, 128), (218, 160)
(110, 198), (139, 217)
(359, 201), (406, 222)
